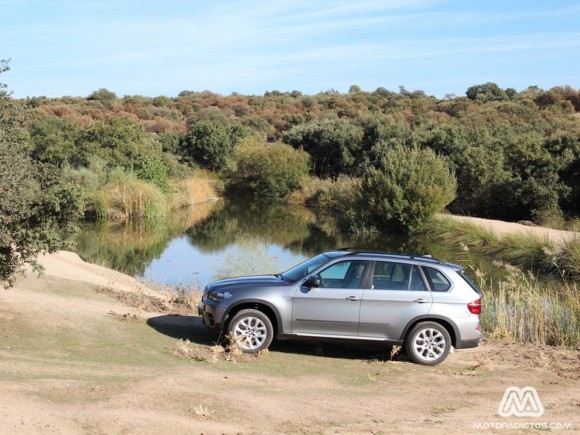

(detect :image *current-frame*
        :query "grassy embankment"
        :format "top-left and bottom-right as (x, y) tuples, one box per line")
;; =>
(417, 215), (580, 347)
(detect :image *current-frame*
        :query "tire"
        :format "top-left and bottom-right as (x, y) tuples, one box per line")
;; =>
(404, 321), (451, 366)
(227, 309), (274, 353)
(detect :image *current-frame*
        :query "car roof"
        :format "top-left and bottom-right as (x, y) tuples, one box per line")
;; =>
(325, 249), (463, 270)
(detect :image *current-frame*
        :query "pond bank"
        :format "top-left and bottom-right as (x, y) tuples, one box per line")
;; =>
(446, 214), (579, 246)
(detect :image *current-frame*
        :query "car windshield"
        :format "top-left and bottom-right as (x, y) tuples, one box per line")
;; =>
(280, 254), (333, 282)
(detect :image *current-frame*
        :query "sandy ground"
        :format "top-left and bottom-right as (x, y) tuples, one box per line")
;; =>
(0, 220), (579, 434)
(445, 214), (579, 246)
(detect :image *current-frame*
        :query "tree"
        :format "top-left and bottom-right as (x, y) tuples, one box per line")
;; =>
(360, 145), (457, 233)
(466, 83), (510, 102)
(227, 139), (310, 197)
(282, 118), (364, 178)
(0, 60), (84, 285)
(182, 120), (243, 170)
(87, 88), (117, 102)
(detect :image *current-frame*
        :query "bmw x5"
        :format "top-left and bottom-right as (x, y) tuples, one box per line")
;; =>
(198, 250), (482, 365)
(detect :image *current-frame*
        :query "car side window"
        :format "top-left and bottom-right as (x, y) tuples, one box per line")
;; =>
(409, 266), (428, 291)
(318, 261), (368, 289)
(423, 267), (452, 292)
(371, 262), (427, 291)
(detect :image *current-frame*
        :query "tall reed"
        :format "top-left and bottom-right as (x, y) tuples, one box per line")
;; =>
(92, 175), (168, 221)
(475, 263), (579, 347)
(169, 175), (219, 210)
(557, 237), (580, 276)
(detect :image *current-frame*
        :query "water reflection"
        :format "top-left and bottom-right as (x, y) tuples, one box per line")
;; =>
(74, 197), (495, 287)
(74, 201), (221, 276)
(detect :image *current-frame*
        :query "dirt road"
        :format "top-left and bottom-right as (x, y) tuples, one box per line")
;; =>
(0, 252), (578, 434)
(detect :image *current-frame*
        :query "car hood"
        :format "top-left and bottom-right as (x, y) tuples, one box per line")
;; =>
(206, 275), (286, 292)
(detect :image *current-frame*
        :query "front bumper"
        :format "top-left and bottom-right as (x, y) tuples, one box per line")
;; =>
(198, 302), (227, 334)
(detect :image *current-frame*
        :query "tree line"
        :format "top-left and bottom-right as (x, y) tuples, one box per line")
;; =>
(1, 57), (579, 282)
(24, 82), (580, 221)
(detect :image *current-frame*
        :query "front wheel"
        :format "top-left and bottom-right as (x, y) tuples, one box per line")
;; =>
(228, 309), (273, 353)
(405, 321), (451, 365)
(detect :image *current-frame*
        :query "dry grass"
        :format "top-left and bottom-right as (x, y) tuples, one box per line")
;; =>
(172, 338), (269, 363)
(557, 237), (580, 276)
(93, 176), (168, 221)
(417, 215), (499, 248)
(476, 262), (579, 347)
(97, 282), (201, 316)
(170, 173), (220, 210)
(191, 404), (214, 419)
(89, 171), (220, 222)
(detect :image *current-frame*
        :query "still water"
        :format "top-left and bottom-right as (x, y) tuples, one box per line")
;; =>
(74, 198), (489, 288)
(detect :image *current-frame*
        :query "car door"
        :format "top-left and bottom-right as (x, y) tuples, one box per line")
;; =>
(359, 261), (432, 339)
(292, 260), (368, 336)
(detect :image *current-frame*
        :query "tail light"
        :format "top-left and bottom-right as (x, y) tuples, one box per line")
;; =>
(467, 298), (482, 314)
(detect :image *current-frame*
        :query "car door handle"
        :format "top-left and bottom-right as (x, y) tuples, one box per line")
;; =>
(345, 296), (360, 302)
(413, 298), (428, 304)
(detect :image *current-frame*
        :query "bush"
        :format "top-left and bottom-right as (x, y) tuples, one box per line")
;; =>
(227, 140), (310, 197)
(282, 118), (364, 178)
(287, 176), (364, 234)
(182, 120), (236, 170)
(132, 153), (169, 191)
(361, 145), (457, 233)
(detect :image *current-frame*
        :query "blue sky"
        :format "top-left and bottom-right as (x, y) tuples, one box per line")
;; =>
(2, 0), (580, 98)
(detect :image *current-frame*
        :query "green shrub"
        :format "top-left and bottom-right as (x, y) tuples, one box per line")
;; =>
(287, 176), (365, 234)
(307, 176), (361, 211)
(132, 153), (169, 190)
(282, 118), (364, 178)
(361, 145), (457, 233)
(182, 120), (237, 170)
(228, 140), (310, 197)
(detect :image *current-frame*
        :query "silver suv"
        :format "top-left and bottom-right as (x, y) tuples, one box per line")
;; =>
(198, 250), (482, 365)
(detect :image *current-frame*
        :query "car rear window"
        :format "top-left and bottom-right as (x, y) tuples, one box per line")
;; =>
(422, 267), (452, 292)
(456, 270), (482, 295)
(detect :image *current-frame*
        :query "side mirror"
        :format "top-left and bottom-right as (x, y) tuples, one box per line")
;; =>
(305, 276), (320, 288)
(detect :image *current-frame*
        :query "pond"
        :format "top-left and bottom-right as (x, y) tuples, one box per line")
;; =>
(73, 198), (494, 289)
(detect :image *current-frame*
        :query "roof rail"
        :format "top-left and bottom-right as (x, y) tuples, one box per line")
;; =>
(333, 249), (447, 265)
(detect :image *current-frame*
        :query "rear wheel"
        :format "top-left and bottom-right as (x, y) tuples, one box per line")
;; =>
(228, 309), (273, 353)
(405, 321), (451, 365)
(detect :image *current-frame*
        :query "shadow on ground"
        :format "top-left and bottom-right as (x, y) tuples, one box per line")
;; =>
(147, 315), (215, 345)
(147, 314), (405, 362)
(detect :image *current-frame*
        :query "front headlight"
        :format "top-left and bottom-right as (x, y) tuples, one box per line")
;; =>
(208, 290), (233, 302)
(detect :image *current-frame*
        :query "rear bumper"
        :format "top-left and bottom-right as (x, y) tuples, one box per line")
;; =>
(455, 337), (482, 349)
(455, 321), (483, 349)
